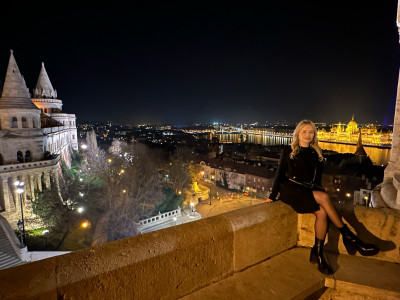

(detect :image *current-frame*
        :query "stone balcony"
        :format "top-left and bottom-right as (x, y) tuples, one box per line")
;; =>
(0, 155), (60, 174)
(0, 202), (399, 299)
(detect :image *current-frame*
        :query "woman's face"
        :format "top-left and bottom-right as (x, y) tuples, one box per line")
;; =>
(298, 124), (315, 147)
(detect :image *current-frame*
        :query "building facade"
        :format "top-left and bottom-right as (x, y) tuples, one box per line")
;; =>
(0, 50), (78, 228)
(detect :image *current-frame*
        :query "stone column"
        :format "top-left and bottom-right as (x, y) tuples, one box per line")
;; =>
(372, 2), (400, 209)
(0, 176), (12, 211)
(28, 174), (35, 200)
(37, 173), (42, 192)
(44, 171), (51, 189)
(21, 175), (28, 204)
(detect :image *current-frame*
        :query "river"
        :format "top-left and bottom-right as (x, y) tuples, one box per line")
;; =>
(215, 133), (390, 166)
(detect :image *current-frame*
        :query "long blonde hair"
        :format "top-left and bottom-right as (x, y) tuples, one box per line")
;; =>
(290, 119), (323, 161)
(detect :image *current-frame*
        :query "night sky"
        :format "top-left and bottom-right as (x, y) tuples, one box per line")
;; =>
(1, 1), (399, 126)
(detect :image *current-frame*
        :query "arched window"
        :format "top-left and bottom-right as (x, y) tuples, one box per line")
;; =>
(17, 151), (23, 163)
(11, 117), (18, 128)
(22, 117), (28, 128)
(25, 150), (32, 162)
(0, 154), (3, 165)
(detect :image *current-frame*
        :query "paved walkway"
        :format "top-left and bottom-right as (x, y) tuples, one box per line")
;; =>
(191, 180), (264, 218)
(181, 247), (400, 300)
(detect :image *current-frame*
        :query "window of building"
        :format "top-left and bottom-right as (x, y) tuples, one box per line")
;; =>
(25, 150), (32, 162)
(17, 151), (23, 163)
(22, 117), (28, 128)
(11, 117), (17, 128)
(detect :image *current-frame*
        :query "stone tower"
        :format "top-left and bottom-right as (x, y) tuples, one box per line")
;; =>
(0, 50), (79, 229)
(371, 2), (400, 209)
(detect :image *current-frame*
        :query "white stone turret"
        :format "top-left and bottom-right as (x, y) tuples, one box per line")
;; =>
(34, 62), (57, 99)
(371, 1), (400, 209)
(0, 50), (41, 131)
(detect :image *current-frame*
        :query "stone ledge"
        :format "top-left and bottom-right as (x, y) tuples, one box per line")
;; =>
(324, 251), (400, 299)
(182, 247), (400, 300)
(0, 202), (297, 300)
(181, 247), (328, 300)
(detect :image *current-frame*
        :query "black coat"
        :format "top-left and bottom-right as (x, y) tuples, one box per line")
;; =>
(270, 145), (324, 214)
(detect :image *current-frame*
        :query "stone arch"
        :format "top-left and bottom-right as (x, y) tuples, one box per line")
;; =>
(11, 117), (18, 128)
(22, 117), (28, 128)
(25, 150), (32, 162)
(17, 151), (23, 163)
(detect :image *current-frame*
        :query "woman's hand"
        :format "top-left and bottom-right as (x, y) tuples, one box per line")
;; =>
(263, 199), (273, 203)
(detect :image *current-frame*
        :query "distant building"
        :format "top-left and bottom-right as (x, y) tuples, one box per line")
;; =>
(318, 116), (392, 147)
(199, 158), (275, 198)
(0, 50), (78, 229)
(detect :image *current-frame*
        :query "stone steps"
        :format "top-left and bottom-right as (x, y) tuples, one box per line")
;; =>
(181, 247), (400, 300)
(0, 226), (22, 270)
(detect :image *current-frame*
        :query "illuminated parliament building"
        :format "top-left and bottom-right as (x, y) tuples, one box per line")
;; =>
(317, 115), (392, 147)
(0, 50), (78, 228)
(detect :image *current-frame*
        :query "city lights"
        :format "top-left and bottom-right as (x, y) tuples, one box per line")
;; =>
(81, 221), (90, 229)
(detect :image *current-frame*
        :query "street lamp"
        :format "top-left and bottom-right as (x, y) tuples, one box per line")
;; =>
(190, 201), (194, 212)
(17, 219), (24, 246)
(173, 217), (177, 226)
(14, 180), (25, 246)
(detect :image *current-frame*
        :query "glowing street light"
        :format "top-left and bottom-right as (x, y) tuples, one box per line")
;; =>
(190, 201), (194, 212)
(107, 158), (112, 163)
(81, 221), (89, 229)
(77, 207), (84, 213)
(173, 217), (177, 226)
(81, 144), (88, 150)
(14, 180), (25, 246)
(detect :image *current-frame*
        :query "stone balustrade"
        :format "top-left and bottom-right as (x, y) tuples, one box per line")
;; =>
(0, 203), (398, 299)
(0, 155), (60, 174)
(135, 207), (182, 234)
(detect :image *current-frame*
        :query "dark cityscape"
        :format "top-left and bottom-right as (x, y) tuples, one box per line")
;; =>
(0, 1), (400, 299)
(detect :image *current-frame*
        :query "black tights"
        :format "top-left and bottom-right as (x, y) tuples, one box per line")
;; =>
(312, 191), (344, 240)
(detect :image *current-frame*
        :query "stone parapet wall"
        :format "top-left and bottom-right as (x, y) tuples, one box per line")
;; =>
(1, 203), (398, 299)
(0, 202), (297, 300)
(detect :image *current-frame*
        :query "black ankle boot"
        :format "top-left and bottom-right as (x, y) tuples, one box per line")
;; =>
(338, 224), (379, 256)
(309, 238), (333, 275)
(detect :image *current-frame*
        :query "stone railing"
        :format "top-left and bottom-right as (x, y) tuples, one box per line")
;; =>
(135, 207), (182, 234)
(0, 203), (398, 299)
(0, 155), (60, 174)
(31, 99), (62, 105)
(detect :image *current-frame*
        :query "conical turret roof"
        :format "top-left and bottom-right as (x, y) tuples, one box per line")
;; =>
(34, 62), (57, 98)
(0, 50), (39, 110)
(354, 131), (367, 156)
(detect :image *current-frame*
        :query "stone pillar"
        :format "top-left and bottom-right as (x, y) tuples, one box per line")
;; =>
(37, 173), (42, 192)
(44, 171), (51, 189)
(372, 2), (400, 209)
(0, 176), (12, 211)
(21, 175), (28, 204)
(28, 174), (35, 200)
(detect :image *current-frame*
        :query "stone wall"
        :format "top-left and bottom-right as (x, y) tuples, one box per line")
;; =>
(0, 202), (298, 300)
(0, 203), (398, 299)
